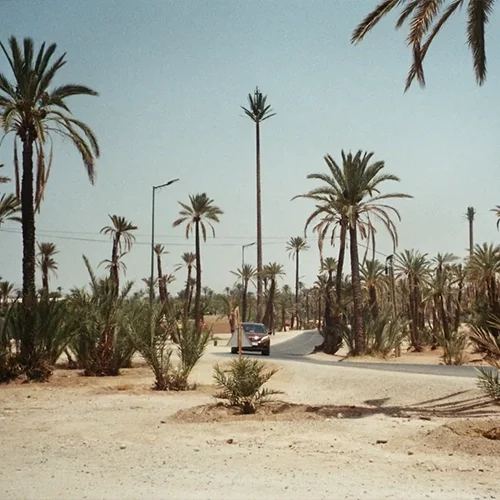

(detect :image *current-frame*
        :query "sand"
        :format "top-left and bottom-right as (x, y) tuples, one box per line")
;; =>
(0, 336), (499, 500)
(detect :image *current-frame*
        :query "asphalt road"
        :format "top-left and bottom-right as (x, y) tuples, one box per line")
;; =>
(269, 330), (480, 379)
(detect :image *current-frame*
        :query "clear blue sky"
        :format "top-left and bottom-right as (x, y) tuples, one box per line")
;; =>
(1, 0), (499, 295)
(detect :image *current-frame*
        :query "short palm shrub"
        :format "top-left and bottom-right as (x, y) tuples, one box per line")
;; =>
(126, 301), (210, 391)
(365, 310), (408, 357)
(437, 330), (468, 366)
(469, 317), (500, 403)
(1, 297), (73, 381)
(213, 357), (283, 414)
(66, 257), (136, 376)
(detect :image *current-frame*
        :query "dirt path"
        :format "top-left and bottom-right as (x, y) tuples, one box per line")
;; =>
(0, 344), (499, 499)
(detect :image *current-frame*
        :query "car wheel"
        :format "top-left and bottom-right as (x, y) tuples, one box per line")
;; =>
(231, 348), (237, 354)
(261, 349), (270, 356)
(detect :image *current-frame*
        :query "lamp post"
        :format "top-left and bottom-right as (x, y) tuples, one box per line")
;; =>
(150, 178), (179, 305)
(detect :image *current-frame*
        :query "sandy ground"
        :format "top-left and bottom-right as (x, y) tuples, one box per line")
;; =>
(1, 333), (499, 500)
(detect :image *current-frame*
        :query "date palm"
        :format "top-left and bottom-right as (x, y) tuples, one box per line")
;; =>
(296, 150), (411, 355)
(261, 262), (285, 333)
(175, 252), (196, 321)
(286, 236), (309, 329)
(465, 206), (476, 258)
(0, 36), (99, 367)
(0, 280), (17, 307)
(352, 0), (497, 90)
(231, 263), (257, 322)
(100, 215), (137, 294)
(242, 88), (275, 322)
(154, 244), (168, 302)
(360, 259), (387, 320)
(37, 241), (58, 293)
(173, 193), (223, 326)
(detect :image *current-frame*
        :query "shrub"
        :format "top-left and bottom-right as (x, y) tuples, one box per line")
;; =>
(126, 302), (210, 391)
(365, 311), (408, 357)
(66, 257), (136, 376)
(213, 357), (283, 414)
(477, 367), (500, 403)
(437, 330), (468, 366)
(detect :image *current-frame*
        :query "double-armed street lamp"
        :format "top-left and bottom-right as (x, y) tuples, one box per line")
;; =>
(150, 178), (179, 305)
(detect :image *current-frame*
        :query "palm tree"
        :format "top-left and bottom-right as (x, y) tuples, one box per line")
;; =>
(242, 88), (275, 322)
(396, 249), (430, 351)
(491, 205), (500, 230)
(154, 244), (168, 302)
(175, 252), (196, 321)
(0, 37), (99, 366)
(161, 273), (176, 303)
(296, 150), (412, 355)
(0, 280), (16, 307)
(230, 263), (257, 322)
(261, 262), (285, 333)
(36, 242), (58, 293)
(173, 193), (223, 326)
(100, 215), (137, 293)
(286, 236), (309, 329)
(465, 206), (476, 258)
(352, 0), (496, 90)
(360, 259), (387, 320)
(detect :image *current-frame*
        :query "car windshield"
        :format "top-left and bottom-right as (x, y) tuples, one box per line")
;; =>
(243, 324), (266, 334)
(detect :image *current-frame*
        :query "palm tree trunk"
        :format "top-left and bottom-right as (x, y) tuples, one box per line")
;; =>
(183, 267), (191, 321)
(468, 219), (473, 258)
(349, 224), (365, 355)
(20, 137), (36, 365)
(42, 265), (49, 294)
(294, 250), (299, 329)
(110, 239), (119, 296)
(156, 255), (166, 302)
(194, 220), (202, 326)
(438, 293), (450, 341)
(369, 285), (379, 319)
(262, 279), (275, 330)
(255, 121), (263, 322)
(242, 280), (248, 322)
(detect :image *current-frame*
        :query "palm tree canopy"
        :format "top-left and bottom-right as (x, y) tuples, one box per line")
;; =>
(241, 87), (276, 123)
(175, 252), (196, 272)
(352, 0), (496, 90)
(0, 36), (100, 210)
(231, 264), (257, 283)
(37, 241), (59, 274)
(100, 215), (138, 253)
(154, 244), (167, 256)
(467, 243), (500, 284)
(465, 206), (476, 222)
(320, 257), (338, 275)
(172, 193), (223, 241)
(261, 262), (285, 280)
(294, 150), (412, 254)
(286, 236), (309, 259)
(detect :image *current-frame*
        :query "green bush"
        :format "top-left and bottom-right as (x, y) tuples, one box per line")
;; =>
(126, 301), (210, 391)
(436, 330), (468, 366)
(213, 357), (283, 414)
(365, 311), (408, 357)
(66, 257), (136, 376)
(477, 367), (500, 403)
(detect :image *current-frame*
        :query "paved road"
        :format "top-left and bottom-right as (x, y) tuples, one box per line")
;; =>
(269, 330), (480, 379)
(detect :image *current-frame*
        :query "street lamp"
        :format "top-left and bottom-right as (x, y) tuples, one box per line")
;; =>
(241, 241), (256, 281)
(150, 178), (179, 305)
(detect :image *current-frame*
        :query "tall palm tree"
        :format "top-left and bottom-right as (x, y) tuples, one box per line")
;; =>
(154, 244), (168, 302)
(465, 206), (476, 258)
(230, 263), (257, 322)
(175, 252), (196, 321)
(352, 0), (496, 90)
(36, 242), (58, 293)
(261, 262), (285, 333)
(173, 193), (223, 326)
(491, 205), (500, 230)
(0, 37), (99, 366)
(296, 150), (412, 355)
(100, 215), (137, 293)
(286, 236), (309, 329)
(242, 88), (275, 322)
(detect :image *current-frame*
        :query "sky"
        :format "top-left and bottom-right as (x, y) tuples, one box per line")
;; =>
(1, 0), (500, 295)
